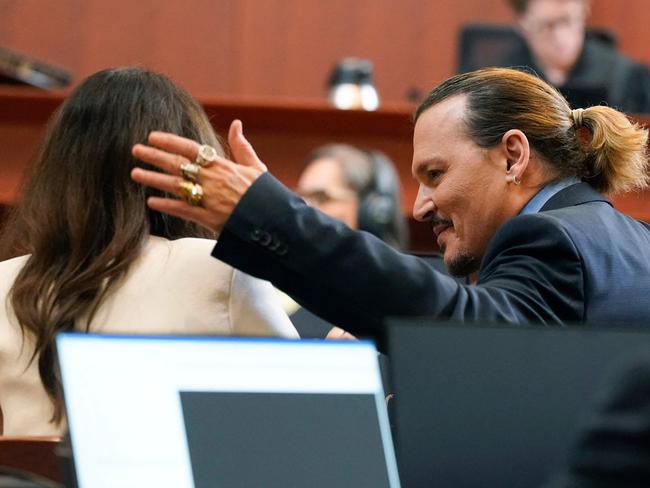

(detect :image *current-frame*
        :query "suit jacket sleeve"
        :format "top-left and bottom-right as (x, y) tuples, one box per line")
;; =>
(213, 173), (585, 339)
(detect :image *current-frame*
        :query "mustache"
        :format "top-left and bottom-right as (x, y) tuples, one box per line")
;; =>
(430, 216), (453, 228)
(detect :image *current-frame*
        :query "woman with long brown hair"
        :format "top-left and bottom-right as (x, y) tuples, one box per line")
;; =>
(0, 67), (297, 436)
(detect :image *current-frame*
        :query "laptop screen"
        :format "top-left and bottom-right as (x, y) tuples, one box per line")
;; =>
(56, 334), (400, 488)
(388, 321), (650, 488)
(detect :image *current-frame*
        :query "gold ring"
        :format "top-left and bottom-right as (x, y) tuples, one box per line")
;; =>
(180, 162), (201, 182)
(195, 144), (218, 167)
(178, 180), (204, 206)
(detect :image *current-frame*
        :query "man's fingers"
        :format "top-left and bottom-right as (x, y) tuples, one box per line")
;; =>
(325, 326), (358, 340)
(228, 120), (267, 171)
(132, 144), (190, 175)
(131, 168), (184, 196)
(147, 132), (200, 161)
(131, 127), (263, 236)
(132, 168), (223, 233)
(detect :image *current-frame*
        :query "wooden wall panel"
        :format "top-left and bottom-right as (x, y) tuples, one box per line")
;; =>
(1, 1), (648, 103)
(590, 0), (650, 66)
(0, 0), (508, 102)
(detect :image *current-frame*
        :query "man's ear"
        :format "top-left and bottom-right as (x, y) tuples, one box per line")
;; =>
(501, 129), (530, 181)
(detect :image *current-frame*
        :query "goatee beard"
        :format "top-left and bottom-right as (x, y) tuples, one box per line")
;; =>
(442, 246), (480, 277)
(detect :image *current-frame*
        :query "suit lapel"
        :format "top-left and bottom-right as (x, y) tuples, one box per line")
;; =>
(540, 182), (611, 212)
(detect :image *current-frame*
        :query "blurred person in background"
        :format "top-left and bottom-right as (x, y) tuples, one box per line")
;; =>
(507, 0), (650, 113)
(297, 144), (408, 252)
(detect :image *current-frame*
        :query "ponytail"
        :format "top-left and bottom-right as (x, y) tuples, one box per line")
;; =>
(573, 106), (649, 195)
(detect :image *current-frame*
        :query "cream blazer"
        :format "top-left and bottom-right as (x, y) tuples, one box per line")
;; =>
(0, 236), (297, 436)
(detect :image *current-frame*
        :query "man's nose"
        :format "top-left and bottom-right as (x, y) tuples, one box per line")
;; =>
(413, 186), (435, 222)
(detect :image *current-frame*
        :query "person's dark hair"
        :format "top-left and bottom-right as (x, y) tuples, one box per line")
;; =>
(304, 144), (409, 249)
(0, 67), (220, 423)
(507, 0), (530, 15)
(415, 67), (649, 195)
(508, 0), (590, 16)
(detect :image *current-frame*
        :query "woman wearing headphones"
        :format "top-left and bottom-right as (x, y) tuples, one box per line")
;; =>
(297, 144), (408, 250)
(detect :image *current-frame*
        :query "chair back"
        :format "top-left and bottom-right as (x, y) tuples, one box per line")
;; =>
(0, 437), (63, 484)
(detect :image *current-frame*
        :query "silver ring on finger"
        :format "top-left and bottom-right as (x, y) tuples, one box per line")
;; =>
(195, 144), (219, 167)
(180, 162), (201, 182)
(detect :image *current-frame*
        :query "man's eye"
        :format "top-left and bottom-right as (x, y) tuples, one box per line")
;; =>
(427, 170), (442, 182)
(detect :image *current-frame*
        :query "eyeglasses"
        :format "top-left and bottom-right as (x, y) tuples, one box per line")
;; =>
(523, 12), (586, 37)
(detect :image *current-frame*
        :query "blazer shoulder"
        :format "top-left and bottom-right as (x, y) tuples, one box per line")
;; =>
(146, 236), (232, 273)
(128, 237), (237, 299)
(489, 211), (578, 248)
(480, 211), (582, 279)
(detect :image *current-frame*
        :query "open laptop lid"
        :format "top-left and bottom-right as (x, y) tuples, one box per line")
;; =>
(56, 334), (400, 488)
(388, 320), (650, 488)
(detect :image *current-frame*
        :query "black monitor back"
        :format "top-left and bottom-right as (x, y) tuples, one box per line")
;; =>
(388, 321), (650, 487)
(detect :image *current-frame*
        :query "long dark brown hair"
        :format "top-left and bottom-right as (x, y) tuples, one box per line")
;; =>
(1, 67), (220, 423)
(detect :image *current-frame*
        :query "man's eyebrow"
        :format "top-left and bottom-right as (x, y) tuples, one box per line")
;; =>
(413, 157), (445, 174)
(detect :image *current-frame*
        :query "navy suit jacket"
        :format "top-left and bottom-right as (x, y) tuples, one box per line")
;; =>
(213, 174), (650, 338)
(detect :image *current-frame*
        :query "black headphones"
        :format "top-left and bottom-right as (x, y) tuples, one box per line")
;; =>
(357, 151), (407, 249)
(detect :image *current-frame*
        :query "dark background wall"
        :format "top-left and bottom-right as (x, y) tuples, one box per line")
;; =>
(1, 0), (647, 102)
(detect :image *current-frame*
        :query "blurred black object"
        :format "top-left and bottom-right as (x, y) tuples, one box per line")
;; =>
(0, 45), (71, 89)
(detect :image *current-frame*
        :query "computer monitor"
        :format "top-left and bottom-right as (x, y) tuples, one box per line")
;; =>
(388, 320), (650, 487)
(56, 334), (400, 488)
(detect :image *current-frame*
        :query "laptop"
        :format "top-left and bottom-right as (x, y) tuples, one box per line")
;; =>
(388, 320), (650, 488)
(55, 334), (400, 488)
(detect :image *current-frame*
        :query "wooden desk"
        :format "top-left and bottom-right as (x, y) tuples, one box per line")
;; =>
(2, 87), (650, 251)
